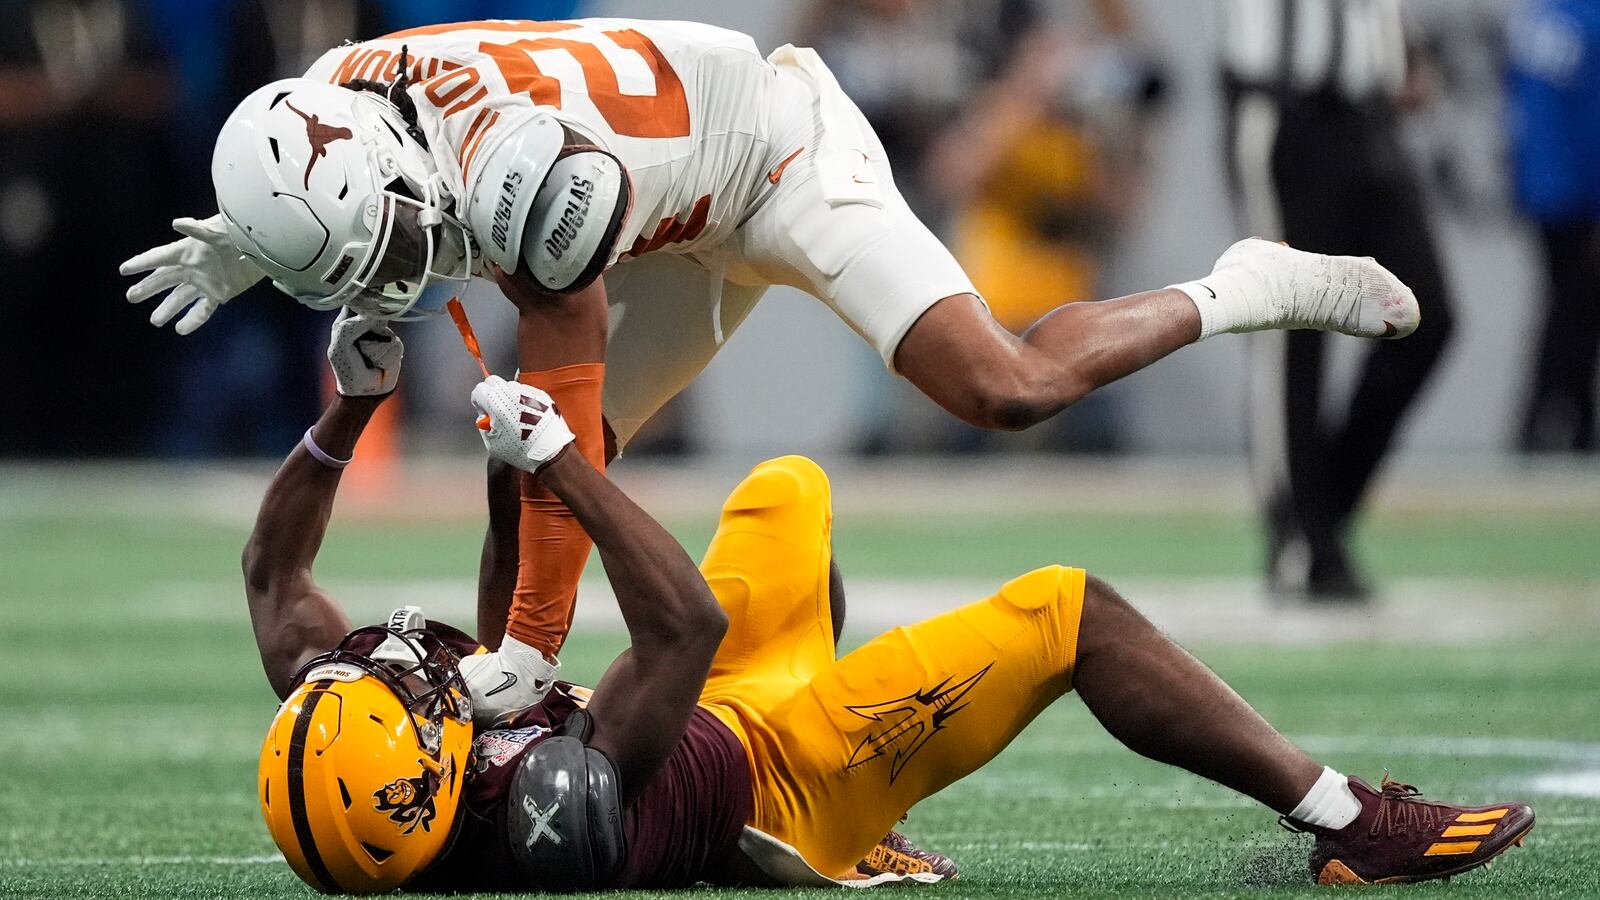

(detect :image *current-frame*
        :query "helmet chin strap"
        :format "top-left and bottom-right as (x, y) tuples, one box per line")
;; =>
(370, 606), (428, 666)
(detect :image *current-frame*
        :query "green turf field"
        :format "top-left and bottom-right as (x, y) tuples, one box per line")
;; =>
(3, 473), (1598, 899)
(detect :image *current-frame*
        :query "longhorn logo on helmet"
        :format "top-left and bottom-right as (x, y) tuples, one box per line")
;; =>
(284, 100), (354, 190)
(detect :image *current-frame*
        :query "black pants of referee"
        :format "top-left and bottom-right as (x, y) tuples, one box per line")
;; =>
(1226, 91), (1455, 597)
(1522, 220), (1600, 453)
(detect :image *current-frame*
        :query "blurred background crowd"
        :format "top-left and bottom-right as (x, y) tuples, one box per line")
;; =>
(3, 0), (1597, 473)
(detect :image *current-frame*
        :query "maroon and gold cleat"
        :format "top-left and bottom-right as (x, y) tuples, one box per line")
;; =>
(1285, 775), (1534, 885)
(856, 831), (959, 881)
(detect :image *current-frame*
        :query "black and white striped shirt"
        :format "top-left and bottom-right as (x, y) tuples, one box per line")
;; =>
(1220, 0), (1407, 102)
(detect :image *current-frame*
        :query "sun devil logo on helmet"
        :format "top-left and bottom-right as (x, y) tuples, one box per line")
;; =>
(372, 768), (439, 834)
(543, 176), (596, 261)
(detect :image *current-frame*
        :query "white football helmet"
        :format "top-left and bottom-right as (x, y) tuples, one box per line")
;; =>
(211, 78), (472, 319)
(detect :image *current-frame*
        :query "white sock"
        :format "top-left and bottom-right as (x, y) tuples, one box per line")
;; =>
(1288, 766), (1361, 830)
(1164, 237), (1312, 337)
(1168, 265), (1273, 341)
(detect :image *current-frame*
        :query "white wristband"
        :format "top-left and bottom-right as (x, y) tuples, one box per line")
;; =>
(302, 427), (353, 469)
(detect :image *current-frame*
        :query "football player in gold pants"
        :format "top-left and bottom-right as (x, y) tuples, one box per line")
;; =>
(684, 452), (1532, 885)
(249, 328), (1534, 891)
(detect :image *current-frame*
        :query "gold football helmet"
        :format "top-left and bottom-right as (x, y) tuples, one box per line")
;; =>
(259, 626), (473, 894)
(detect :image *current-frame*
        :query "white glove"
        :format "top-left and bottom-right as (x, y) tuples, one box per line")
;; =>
(119, 214), (264, 335)
(328, 308), (403, 397)
(470, 375), (575, 474)
(458, 634), (561, 728)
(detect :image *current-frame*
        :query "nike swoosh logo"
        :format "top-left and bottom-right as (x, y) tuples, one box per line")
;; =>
(768, 146), (804, 184)
(485, 671), (518, 697)
(1199, 283), (1217, 299)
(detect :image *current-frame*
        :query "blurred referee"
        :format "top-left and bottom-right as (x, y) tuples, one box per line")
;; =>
(1219, 0), (1455, 600)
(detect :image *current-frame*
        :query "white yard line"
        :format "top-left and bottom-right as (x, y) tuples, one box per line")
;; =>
(1295, 735), (1600, 763)
(135, 576), (1600, 644)
(1524, 771), (1600, 799)
(7, 457), (1599, 521)
(0, 855), (283, 867)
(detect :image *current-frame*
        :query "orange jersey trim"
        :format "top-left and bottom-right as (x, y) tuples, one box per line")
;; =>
(626, 194), (712, 259)
(460, 111), (500, 178)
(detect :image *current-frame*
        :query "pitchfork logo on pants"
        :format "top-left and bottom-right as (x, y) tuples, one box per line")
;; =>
(845, 663), (993, 785)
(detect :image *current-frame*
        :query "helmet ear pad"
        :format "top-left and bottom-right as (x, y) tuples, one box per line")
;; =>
(518, 144), (632, 294)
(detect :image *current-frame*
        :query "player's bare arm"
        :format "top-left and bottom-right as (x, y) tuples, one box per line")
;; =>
(472, 375), (727, 804)
(540, 449), (727, 802)
(476, 456), (522, 647)
(241, 311), (402, 696)
(241, 313), (561, 725)
(240, 394), (369, 696)
(495, 264), (610, 367)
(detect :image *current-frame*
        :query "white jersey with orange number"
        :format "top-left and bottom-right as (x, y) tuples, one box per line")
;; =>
(306, 18), (981, 449)
(304, 18), (777, 269)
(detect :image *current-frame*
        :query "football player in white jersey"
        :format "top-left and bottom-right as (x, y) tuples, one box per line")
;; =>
(119, 18), (1422, 669)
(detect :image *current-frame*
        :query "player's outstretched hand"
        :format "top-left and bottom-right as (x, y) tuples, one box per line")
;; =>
(119, 214), (265, 335)
(327, 308), (403, 397)
(471, 375), (575, 474)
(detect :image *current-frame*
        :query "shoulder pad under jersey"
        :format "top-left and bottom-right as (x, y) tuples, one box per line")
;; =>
(505, 734), (625, 891)
(463, 113), (564, 273)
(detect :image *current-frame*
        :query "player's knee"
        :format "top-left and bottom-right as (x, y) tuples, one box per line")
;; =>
(725, 455), (832, 515)
(1075, 573), (1152, 660)
(1081, 573), (1125, 615)
(758, 454), (829, 486)
(996, 565), (1081, 612)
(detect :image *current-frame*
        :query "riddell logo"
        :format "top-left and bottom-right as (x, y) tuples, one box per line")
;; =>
(284, 100), (354, 190)
(324, 254), (355, 285)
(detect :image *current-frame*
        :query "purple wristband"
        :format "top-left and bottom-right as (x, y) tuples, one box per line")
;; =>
(302, 427), (353, 469)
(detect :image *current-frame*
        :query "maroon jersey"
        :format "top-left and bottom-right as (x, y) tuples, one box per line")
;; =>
(400, 624), (754, 891)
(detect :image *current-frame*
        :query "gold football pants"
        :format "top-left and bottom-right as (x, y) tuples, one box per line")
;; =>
(697, 456), (1086, 878)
